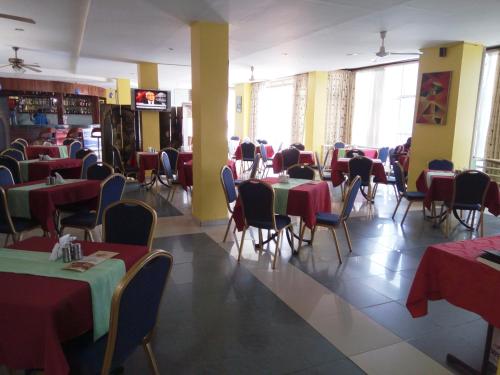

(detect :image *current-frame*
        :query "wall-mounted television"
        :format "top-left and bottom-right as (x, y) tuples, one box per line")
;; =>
(132, 89), (171, 111)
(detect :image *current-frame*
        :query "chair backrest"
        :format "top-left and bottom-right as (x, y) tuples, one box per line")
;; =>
(160, 152), (174, 181)
(249, 153), (261, 179)
(220, 165), (237, 212)
(241, 142), (256, 160)
(12, 138), (28, 147)
(428, 159), (454, 171)
(0, 187), (15, 234)
(95, 174), (126, 226)
(1, 148), (24, 161)
(102, 199), (157, 250)
(291, 143), (305, 151)
(340, 176), (361, 221)
(348, 156), (373, 185)
(314, 151), (324, 179)
(230, 135), (240, 141)
(452, 170), (491, 207)
(393, 161), (406, 194)
(287, 164), (315, 180)
(345, 149), (365, 158)
(87, 162), (114, 180)
(75, 148), (93, 159)
(81, 153), (98, 179)
(42, 141), (53, 146)
(281, 147), (300, 170)
(378, 147), (389, 164)
(63, 138), (76, 146)
(238, 179), (276, 229)
(69, 141), (82, 158)
(256, 139), (267, 144)
(163, 148), (179, 174)
(100, 250), (173, 374)
(111, 146), (125, 173)
(259, 143), (268, 162)
(0, 166), (14, 186)
(0, 156), (21, 184)
(322, 149), (333, 171)
(10, 141), (26, 155)
(334, 142), (345, 149)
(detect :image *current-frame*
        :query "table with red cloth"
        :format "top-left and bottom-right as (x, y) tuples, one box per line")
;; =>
(177, 151), (193, 166)
(330, 158), (387, 187)
(0, 237), (148, 375)
(20, 159), (82, 182)
(233, 178), (331, 231)
(5, 179), (101, 236)
(178, 159), (237, 191)
(234, 144), (275, 160)
(415, 170), (500, 216)
(135, 152), (159, 183)
(25, 145), (69, 160)
(332, 147), (379, 162)
(272, 151), (315, 174)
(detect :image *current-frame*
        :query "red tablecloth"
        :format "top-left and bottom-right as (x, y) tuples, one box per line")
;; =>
(136, 152), (159, 183)
(406, 236), (500, 328)
(332, 148), (379, 163)
(234, 144), (274, 160)
(0, 237), (148, 375)
(178, 159), (237, 191)
(25, 159), (82, 181)
(415, 170), (500, 216)
(233, 178), (331, 230)
(25, 146), (68, 160)
(330, 158), (387, 187)
(5, 179), (101, 235)
(272, 151), (315, 174)
(177, 151), (193, 166)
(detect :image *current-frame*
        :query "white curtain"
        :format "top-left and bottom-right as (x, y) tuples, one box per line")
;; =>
(325, 70), (355, 145)
(291, 74), (309, 144)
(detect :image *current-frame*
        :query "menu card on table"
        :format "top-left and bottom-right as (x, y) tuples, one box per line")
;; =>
(64, 251), (118, 272)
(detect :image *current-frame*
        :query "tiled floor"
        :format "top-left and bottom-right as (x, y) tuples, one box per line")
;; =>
(2, 179), (499, 374)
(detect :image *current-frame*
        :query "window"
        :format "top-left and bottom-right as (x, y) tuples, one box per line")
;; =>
(351, 62), (419, 148)
(227, 87), (235, 139)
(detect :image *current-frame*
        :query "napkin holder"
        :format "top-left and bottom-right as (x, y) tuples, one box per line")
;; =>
(54, 172), (65, 184)
(49, 234), (76, 261)
(278, 175), (289, 183)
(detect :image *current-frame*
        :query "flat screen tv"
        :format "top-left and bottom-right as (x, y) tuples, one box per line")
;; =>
(133, 89), (171, 111)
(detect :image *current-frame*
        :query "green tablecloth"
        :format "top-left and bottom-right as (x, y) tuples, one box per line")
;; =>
(58, 145), (69, 159)
(272, 178), (309, 215)
(0, 248), (125, 340)
(19, 159), (39, 182)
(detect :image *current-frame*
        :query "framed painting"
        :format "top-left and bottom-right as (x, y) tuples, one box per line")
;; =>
(416, 71), (452, 125)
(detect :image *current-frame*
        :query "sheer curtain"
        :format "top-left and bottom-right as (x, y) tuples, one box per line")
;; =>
(325, 70), (355, 145)
(351, 62), (418, 148)
(486, 52), (500, 160)
(291, 74), (308, 144)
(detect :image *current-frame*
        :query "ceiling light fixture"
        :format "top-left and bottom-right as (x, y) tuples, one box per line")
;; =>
(15, 28), (24, 31)
(249, 66), (255, 82)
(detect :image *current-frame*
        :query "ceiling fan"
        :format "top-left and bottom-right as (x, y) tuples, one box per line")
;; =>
(0, 46), (42, 73)
(373, 30), (422, 59)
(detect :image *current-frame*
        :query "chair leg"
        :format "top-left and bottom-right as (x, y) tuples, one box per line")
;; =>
(342, 221), (353, 253)
(4, 234), (10, 247)
(298, 222), (306, 253)
(258, 229), (263, 249)
(237, 228), (246, 262)
(288, 224), (295, 254)
(401, 201), (412, 224)
(329, 227), (342, 264)
(86, 229), (94, 242)
(393, 184), (398, 199)
(311, 226), (317, 243)
(272, 231), (282, 269)
(17, 232), (23, 242)
(143, 340), (160, 375)
(392, 196), (402, 220)
(223, 216), (232, 242)
(479, 210), (485, 237)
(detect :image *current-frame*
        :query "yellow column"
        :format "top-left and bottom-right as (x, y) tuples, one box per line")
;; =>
(234, 83), (251, 139)
(116, 78), (131, 105)
(408, 42), (484, 190)
(304, 71), (328, 158)
(105, 88), (116, 104)
(137, 62), (160, 150)
(191, 21), (229, 223)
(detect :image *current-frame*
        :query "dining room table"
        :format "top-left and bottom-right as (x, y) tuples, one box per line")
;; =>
(330, 157), (387, 187)
(25, 145), (69, 160)
(0, 236), (149, 375)
(234, 144), (274, 160)
(134, 151), (159, 183)
(4, 179), (101, 236)
(272, 151), (315, 174)
(177, 158), (238, 191)
(406, 236), (500, 374)
(332, 147), (379, 162)
(19, 158), (82, 182)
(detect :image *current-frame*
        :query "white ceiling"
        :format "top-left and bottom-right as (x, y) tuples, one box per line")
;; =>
(0, 0), (499, 90)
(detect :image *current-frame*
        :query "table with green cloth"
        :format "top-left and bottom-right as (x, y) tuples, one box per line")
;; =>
(5, 179), (101, 236)
(19, 158), (82, 182)
(0, 236), (149, 375)
(25, 145), (69, 159)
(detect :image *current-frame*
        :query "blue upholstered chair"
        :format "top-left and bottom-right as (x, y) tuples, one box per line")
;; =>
(291, 143), (305, 151)
(1, 148), (24, 161)
(102, 199), (157, 250)
(10, 141), (26, 158)
(220, 165), (238, 242)
(87, 162), (114, 180)
(309, 176), (361, 262)
(159, 152), (176, 201)
(63, 138), (76, 146)
(237, 179), (294, 269)
(378, 147), (389, 164)
(348, 156), (373, 202)
(80, 153), (98, 179)
(0, 156), (21, 184)
(345, 149), (365, 158)
(112, 146), (138, 179)
(76, 148), (94, 159)
(392, 162), (426, 224)
(428, 159), (454, 171)
(442, 170), (491, 237)
(162, 147), (179, 175)
(69, 140), (83, 159)
(0, 187), (39, 245)
(287, 164), (315, 180)
(281, 147), (300, 172)
(60, 174), (126, 241)
(249, 153), (261, 179)
(259, 143), (273, 177)
(12, 138), (28, 147)
(334, 142), (345, 149)
(64, 250), (173, 375)
(0, 166), (14, 187)
(240, 141), (256, 174)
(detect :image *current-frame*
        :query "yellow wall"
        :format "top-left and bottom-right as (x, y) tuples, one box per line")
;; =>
(234, 83), (251, 139)
(105, 88), (116, 104)
(191, 21), (229, 223)
(137, 62), (160, 150)
(304, 71), (328, 159)
(116, 78), (131, 105)
(407, 42), (484, 190)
